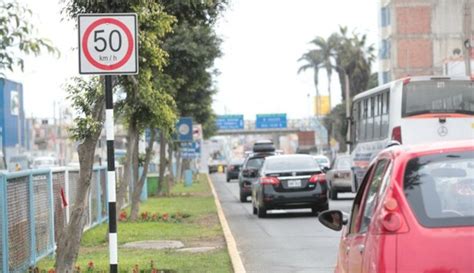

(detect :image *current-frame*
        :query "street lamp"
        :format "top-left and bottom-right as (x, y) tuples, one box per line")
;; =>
(332, 65), (351, 152)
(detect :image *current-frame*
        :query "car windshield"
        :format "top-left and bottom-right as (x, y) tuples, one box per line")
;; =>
(335, 157), (351, 170)
(266, 156), (319, 171)
(404, 150), (474, 228)
(246, 157), (265, 169)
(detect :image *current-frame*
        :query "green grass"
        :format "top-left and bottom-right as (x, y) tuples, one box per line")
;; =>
(36, 174), (232, 272)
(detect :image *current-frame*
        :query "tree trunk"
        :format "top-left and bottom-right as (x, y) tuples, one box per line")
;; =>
(55, 97), (104, 273)
(157, 131), (166, 196)
(327, 71), (332, 112)
(176, 149), (182, 182)
(130, 130), (156, 221)
(166, 141), (174, 195)
(132, 131), (140, 197)
(116, 119), (138, 211)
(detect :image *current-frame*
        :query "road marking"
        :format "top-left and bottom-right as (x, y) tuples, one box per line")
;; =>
(207, 174), (246, 273)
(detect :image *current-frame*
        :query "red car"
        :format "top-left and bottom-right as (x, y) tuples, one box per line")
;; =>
(319, 140), (474, 273)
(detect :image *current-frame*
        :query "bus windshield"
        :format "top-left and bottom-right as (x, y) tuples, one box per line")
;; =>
(402, 80), (474, 117)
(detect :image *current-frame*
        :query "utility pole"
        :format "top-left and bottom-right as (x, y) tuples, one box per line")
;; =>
(463, 0), (472, 76)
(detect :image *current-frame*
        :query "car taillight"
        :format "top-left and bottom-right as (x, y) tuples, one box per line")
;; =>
(391, 126), (402, 144)
(260, 176), (280, 185)
(376, 187), (409, 234)
(309, 174), (326, 184)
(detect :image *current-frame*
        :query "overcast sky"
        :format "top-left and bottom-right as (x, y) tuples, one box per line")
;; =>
(10, 0), (379, 120)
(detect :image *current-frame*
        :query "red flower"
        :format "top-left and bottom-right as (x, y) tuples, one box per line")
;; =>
(87, 261), (94, 269)
(119, 211), (128, 221)
(162, 213), (169, 221)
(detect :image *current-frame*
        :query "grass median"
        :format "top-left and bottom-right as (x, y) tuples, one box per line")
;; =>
(37, 174), (233, 273)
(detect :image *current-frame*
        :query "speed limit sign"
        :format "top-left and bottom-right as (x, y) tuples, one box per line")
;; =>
(78, 14), (138, 75)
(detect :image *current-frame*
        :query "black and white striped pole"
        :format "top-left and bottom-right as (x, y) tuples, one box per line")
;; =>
(78, 13), (138, 273)
(105, 75), (118, 273)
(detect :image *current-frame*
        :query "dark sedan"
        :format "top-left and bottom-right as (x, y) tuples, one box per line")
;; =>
(251, 154), (328, 218)
(226, 159), (244, 182)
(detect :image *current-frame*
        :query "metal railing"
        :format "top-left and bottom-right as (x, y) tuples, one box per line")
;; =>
(0, 164), (142, 273)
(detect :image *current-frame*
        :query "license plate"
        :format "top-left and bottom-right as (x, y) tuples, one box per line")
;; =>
(287, 179), (302, 188)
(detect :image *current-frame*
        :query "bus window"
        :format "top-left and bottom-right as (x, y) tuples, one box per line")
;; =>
(367, 97), (374, 140)
(381, 91), (390, 138)
(374, 94), (381, 139)
(402, 80), (474, 117)
(353, 101), (360, 143)
(361, 99), (368, 141)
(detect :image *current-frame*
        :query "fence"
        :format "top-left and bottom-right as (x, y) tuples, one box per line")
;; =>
(0, 164), (143, 273)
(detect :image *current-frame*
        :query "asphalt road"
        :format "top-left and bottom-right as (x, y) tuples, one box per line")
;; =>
(210, 173), (355, 273)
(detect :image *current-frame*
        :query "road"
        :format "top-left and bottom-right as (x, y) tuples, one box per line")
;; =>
(210, 173), (355, 273)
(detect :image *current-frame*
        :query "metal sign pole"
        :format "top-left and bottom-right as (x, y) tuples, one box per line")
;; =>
(105, 75), (118, 273)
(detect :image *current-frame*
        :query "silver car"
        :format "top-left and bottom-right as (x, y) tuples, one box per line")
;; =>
(325, 155), (353, 200)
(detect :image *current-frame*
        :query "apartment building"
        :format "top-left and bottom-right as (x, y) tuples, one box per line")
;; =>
(378, 0), (474, 84)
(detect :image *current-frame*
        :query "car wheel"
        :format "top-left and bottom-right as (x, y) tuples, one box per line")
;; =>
(226, 178), (230, 182)
(240, 191), (247, 202)
(257, 205), (267, 218)
(330, 188), (338, 200)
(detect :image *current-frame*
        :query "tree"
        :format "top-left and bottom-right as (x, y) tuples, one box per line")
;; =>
(57, 0), (176, 269)
(56, 77), (104, 272)
(158, 0), (228, 188)
(298, 49), (323, 113)
(310, 35), (339, 109)
(0, 0), (58, 73)
(116, 1), (176, 219)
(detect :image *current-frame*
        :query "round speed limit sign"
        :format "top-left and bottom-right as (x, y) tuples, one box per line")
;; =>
(78, 14), (138, 75)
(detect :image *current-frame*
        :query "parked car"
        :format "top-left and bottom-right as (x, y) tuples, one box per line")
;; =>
(238, 141), (276, 202)
(318, 140), (474, 273)
(313, 154), (330, 170)
(226, 158), (244, 182)
(325, 155), (354, 200)
(252, 154), (328, 218)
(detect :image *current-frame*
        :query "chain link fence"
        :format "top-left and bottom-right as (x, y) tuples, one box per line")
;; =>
(0, 165), (138, 272)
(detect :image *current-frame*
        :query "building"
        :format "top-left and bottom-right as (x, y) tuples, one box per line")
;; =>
(378, 0), (474, 84)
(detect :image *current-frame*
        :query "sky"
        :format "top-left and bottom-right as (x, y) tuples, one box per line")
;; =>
(9, 0), (379, 120)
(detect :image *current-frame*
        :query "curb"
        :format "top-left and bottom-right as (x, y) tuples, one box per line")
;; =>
(206, 174), (246, 273)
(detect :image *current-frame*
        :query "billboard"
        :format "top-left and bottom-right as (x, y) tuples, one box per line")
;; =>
(314, 95), (330, 116)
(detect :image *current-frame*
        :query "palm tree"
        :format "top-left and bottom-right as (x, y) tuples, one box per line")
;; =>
(298, 49), (323, 115)
(310, 36), (338, 111)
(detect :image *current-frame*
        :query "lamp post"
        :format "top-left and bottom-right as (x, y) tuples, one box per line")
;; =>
(333, 65), (351, 152)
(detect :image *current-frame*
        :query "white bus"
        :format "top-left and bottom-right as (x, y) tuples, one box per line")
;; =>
(348, 75), (474, 189)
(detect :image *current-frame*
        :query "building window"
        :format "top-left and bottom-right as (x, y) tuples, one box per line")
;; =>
(380, 39), (391, 59)
(382, 71), (391, 84)
(381, 6), (391, 27)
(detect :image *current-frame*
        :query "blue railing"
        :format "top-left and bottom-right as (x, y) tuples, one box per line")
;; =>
(0, 164), (146, 273)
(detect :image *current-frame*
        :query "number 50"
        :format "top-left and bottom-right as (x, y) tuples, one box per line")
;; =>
(94, 29), (122, 52)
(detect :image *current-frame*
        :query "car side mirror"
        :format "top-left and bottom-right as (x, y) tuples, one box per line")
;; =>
(322, 166), (330, 173)
(318, 210), (346, 231)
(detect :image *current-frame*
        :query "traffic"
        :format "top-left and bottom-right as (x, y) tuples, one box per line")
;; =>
(213, 75), (474, 273)
(1, 0), (473, 272)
